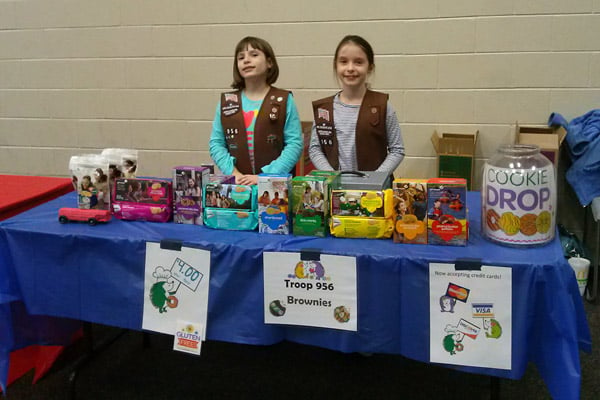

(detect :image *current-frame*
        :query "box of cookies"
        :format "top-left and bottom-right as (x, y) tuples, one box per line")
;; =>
(112, 178), (172, 222)
(258, 173), (291, 234)
(329, 189), (394, 239)
(426, 178), (468, 246)
(172, 166), (210, 225)
(392, 179), (428, 244)
(290, 176), (332, 237)
(203, 183), (258, 230)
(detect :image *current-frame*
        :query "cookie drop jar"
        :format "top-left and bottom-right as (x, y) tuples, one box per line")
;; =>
(481, 144), (556, 247)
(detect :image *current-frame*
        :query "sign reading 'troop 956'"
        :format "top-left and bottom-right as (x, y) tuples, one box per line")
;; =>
(481, 163), (556, 247)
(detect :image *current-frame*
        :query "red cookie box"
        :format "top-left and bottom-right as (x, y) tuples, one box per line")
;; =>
(426, 178), (468, 246)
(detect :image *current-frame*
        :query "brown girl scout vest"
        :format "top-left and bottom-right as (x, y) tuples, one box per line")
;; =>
(220, 87), (289, 174)
(312, 90), (388, 171)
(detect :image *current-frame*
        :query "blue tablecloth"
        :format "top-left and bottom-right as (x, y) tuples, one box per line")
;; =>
(0, 192), (591, 399)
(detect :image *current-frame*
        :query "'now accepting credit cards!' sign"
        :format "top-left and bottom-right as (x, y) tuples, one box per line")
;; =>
(430, 263), (512, 370)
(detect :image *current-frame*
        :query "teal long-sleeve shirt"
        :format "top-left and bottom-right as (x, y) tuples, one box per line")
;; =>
(209, 91), (303, 175)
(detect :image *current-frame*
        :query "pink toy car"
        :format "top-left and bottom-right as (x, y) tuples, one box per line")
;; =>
(58, 208), (111, 225)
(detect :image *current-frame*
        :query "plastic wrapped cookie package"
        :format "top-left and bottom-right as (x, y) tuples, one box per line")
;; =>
(100, 148), (139, 181)
(68, 154), (110, 210)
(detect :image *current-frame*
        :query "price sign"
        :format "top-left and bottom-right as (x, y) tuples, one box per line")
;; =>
(171, 257), (203, 291)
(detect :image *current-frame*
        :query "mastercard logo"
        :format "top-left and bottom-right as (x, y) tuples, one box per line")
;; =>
(446, 283), (470, 302)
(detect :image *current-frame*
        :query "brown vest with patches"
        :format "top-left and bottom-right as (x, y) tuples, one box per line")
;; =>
(312, 90), (388, 171)
(220, 87), (289, 174)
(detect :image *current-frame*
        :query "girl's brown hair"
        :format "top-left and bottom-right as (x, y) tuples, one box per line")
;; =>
(333, 35), (375, 71)
(231, 36), (279, 90)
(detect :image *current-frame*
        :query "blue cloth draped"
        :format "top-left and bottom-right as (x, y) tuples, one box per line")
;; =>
(549, 110), (600, 205)
(0, 192), (591, 399)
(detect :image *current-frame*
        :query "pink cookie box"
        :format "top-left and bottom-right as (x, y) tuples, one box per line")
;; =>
(112, 178), (172, 222)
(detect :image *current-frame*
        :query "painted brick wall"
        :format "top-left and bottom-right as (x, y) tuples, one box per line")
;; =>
(1, 0), (599, 190)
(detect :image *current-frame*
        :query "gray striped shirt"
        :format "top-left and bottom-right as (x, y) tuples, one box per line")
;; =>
(309, 93), (405, 175)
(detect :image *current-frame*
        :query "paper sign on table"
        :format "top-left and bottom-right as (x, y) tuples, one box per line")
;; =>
(173, 320), (203, 355)
(142, 242), (211, 337)
(429, 262), (512, 370)
(263, 251), (357, 331)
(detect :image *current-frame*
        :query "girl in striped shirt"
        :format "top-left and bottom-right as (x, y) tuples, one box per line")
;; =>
(309, 35), (405, 176)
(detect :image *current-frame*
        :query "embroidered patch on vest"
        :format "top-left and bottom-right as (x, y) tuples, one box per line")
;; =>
(316, 124), (333, 136)
(222, 103), (240, 116)
(317, 108), (330, 122)
(225, 93), (238, 103)
(267, 134), (278, 143)
(316, 124), (334, 147)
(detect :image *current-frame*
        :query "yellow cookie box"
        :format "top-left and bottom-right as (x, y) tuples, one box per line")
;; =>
(330, 217), (395, 239)
(329, 189), (395, 239)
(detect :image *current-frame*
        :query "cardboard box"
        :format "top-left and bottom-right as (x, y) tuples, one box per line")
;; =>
(295, 121), (316, 176)
(431, 131), (478, 190)
(515, 124), (566, 167)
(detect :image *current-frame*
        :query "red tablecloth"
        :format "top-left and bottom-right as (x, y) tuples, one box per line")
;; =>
(0, 175), (76, 391)
(0, 175), (74, 221)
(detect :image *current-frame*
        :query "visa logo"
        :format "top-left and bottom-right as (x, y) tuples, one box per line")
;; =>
(472, 303), (494, 317)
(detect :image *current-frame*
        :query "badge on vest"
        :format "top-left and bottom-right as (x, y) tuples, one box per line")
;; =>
(225, 93), (238, 103)
(267, 134), (278, 144)
(269, 104), (281, 121)
(222, 103), (240, 116)
(228, 143), (238, 151)
(317, 108), (330, 122)
(316, 124), (333, 146)
(369, 106), (380, 126)
(316, 125), (333, 136)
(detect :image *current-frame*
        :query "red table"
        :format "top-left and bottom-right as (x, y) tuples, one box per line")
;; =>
(0, 175), (79, 391)
(0, 175), (74, 221)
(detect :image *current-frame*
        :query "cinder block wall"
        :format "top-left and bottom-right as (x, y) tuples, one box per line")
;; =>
(1, 0), (600, 191)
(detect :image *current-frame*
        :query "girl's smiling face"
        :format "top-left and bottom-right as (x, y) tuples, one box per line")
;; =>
(335, 42), (373, 90)
(399, 200), (407, 213)
(236, 45), (272, 82)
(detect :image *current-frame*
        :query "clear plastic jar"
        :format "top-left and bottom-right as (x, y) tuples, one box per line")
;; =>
(481, 144), (556, 247)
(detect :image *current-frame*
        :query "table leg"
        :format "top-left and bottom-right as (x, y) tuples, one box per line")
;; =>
(583, 206), (598, 302)
(67, 323), (128, 400)
(490, 376), (500, 400)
